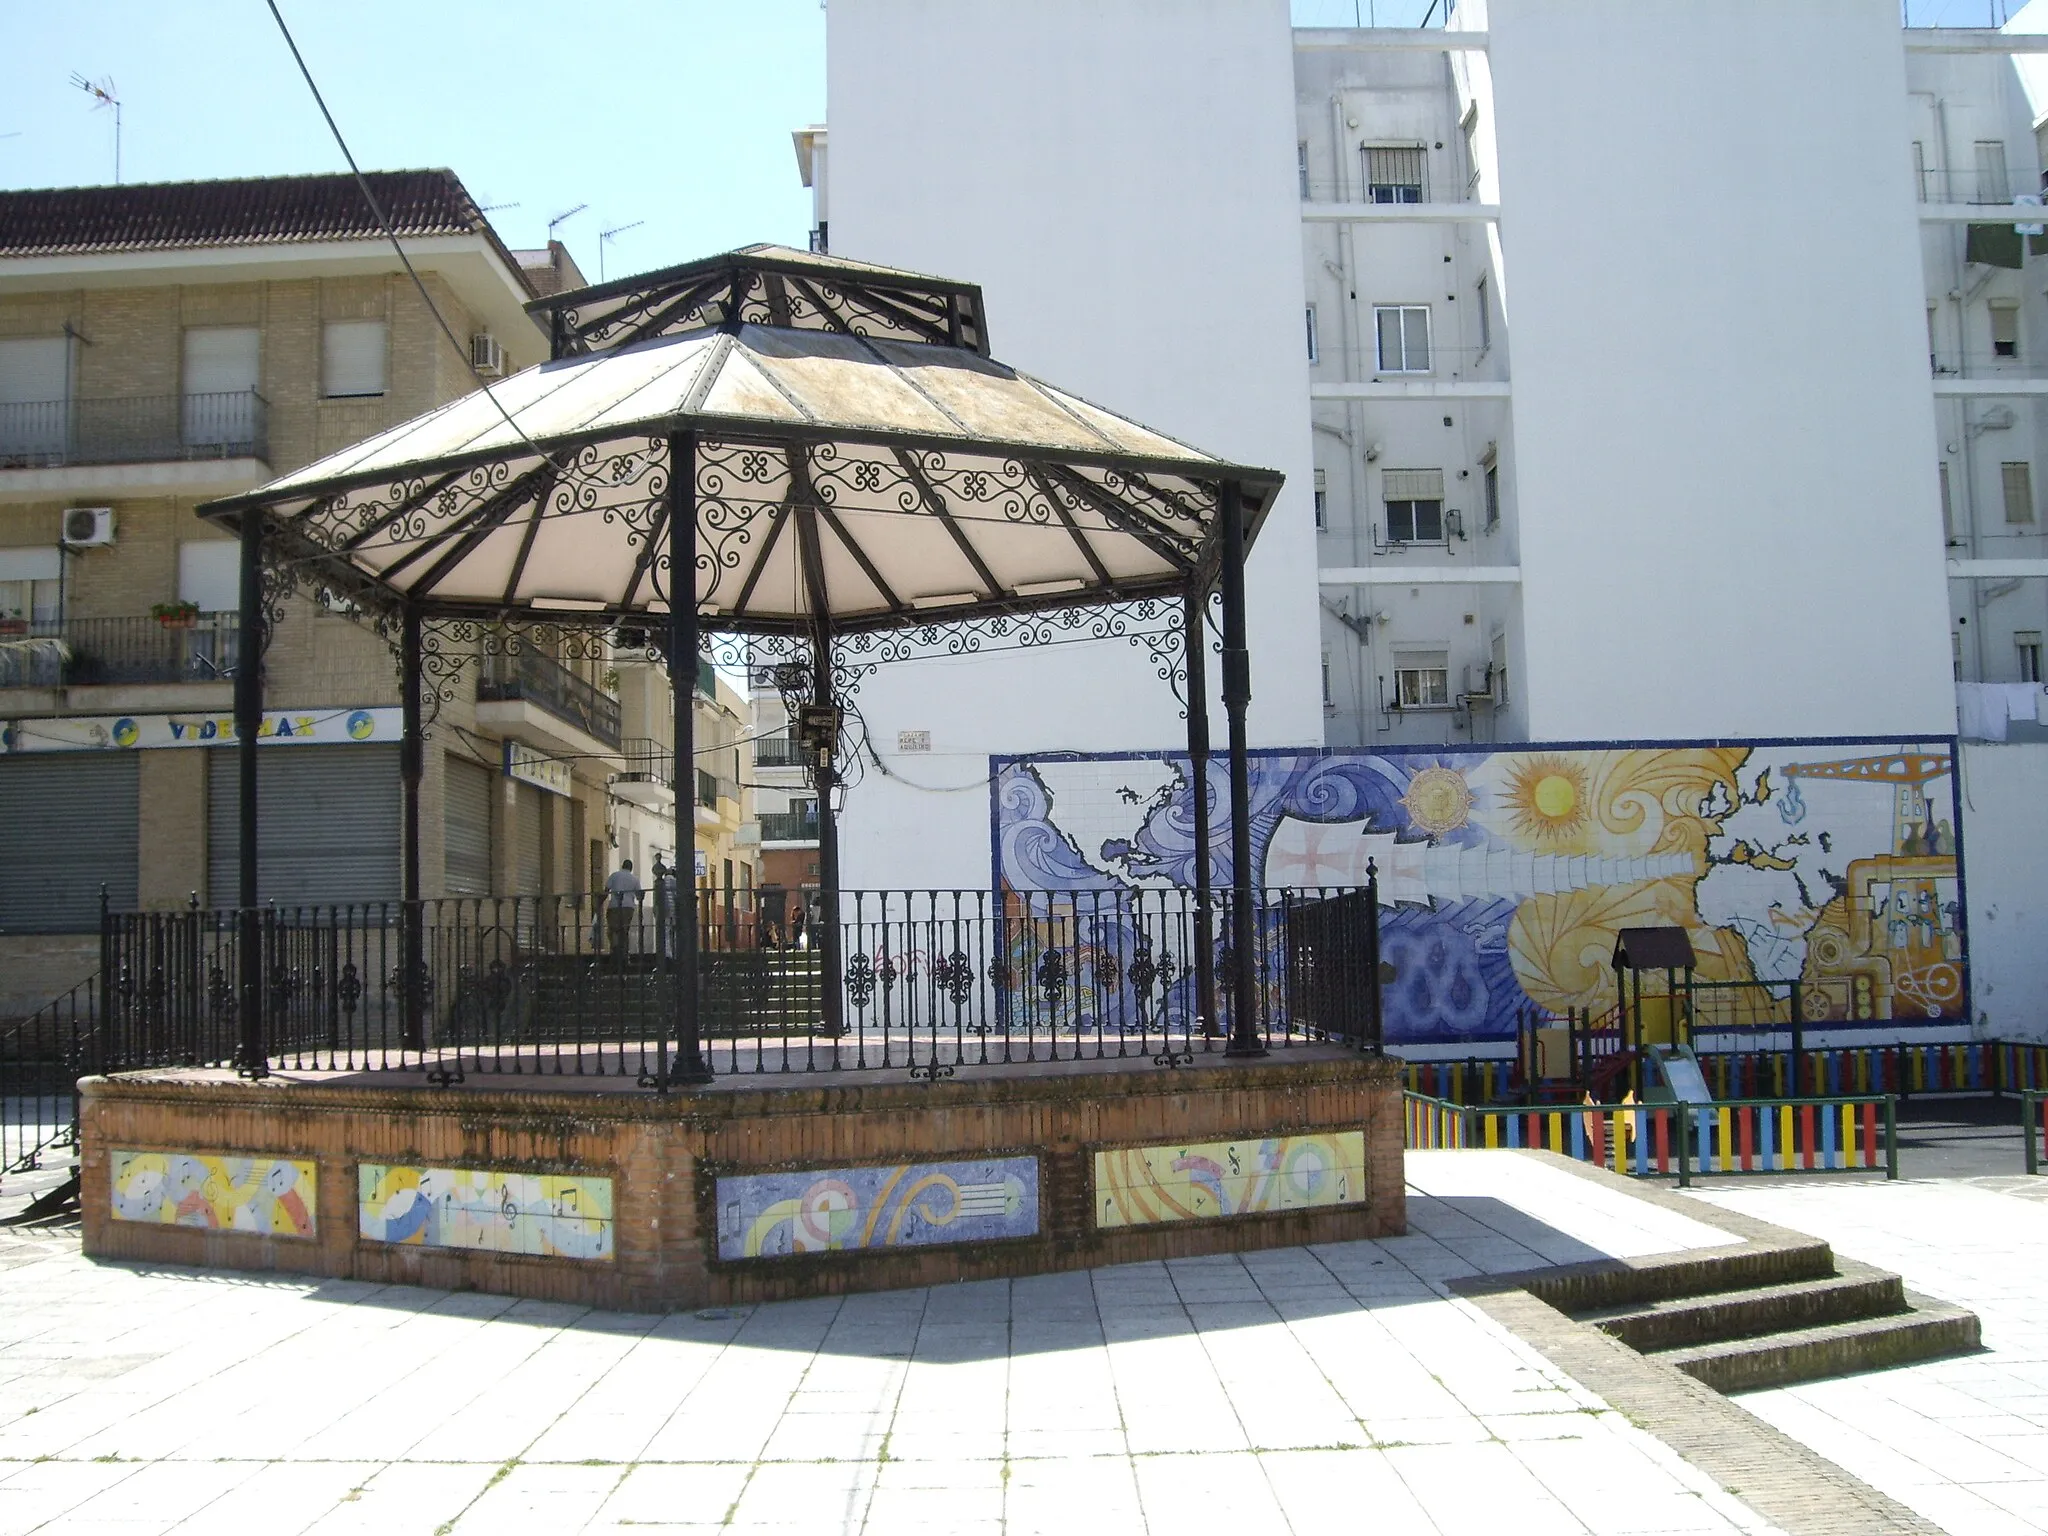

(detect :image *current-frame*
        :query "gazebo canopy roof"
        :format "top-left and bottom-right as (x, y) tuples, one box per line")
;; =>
(200, 245), (1282, 636)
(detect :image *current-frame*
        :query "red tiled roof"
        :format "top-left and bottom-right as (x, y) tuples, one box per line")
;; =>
(0, 170), (530, 287)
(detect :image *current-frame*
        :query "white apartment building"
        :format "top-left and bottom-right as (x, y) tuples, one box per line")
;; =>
(806, 0), (2048, 1034)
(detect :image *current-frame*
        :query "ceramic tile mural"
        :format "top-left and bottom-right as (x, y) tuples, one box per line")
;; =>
(716, 1156), (1039, 1260)
(356, 1165), (614, 1261)
(109, 1151), (316, 1237)
(994, 740), (1964, 1045)
(1093, 1133), (1367, 1230)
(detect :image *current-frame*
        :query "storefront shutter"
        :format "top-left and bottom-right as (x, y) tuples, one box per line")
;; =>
(0, 754), (138, 933)
(444, 755), (495, 896)
(207, 747), (399, 910)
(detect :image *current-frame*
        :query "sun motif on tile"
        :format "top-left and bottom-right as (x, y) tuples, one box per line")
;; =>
(1502, 754), (1591, 846)
(1398, 765), (1474, 838)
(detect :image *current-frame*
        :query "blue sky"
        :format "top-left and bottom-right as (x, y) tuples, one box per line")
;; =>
(0, 0), (2001, 283)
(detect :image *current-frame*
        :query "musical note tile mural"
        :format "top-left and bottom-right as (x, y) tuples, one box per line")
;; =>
(109, 1150), (316, 1237)
(1093, 1133), (1367, 1229)
(715, 1157), (1040, 1260)
(356, 1164), (614, 1262)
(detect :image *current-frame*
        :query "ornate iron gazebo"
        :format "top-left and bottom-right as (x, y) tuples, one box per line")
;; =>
(199, 244), (1284, 1087)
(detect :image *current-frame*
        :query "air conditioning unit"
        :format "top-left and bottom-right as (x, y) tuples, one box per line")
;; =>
(470, 333), (505, 377)
(61, 507), (115, 548)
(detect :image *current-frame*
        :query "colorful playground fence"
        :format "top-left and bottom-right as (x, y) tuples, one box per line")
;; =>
(2026, 1091), (2048, 1177)
(1403, 1038), (2048, 1106)
(1404, 1091), (1898, 1187)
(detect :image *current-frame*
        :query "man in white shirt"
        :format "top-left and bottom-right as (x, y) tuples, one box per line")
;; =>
(604, 859), (643, 966)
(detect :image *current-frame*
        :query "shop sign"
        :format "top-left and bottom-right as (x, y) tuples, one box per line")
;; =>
(1, 707), (400, 754)
(504, 739), (573, 797)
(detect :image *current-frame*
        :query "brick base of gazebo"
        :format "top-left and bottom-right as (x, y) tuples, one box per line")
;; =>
(79, 1052), (1404, 1311)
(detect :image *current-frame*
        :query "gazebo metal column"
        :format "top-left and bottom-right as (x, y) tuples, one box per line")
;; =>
(1182, 585), (1218, 1036)
(665, 431), (712, 1085)
(399, 604), (425, 1051)
(793, 492), (846, 1038)
(233, 508), (267, 1077)
(1219, 480), (1265, 1058)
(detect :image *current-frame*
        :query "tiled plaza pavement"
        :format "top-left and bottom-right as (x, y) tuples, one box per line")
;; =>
(1693, 1177), (2048, 1536)
(0, 1151), (1789, 1536)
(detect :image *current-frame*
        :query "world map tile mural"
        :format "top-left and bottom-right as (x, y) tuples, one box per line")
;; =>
(993, 740), (1964, 1046)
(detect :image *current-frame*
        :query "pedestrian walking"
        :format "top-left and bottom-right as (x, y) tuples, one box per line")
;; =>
(604, 859), (643, 968)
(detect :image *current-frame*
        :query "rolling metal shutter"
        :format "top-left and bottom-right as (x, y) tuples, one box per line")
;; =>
(207, 747), (399, 909)
(514, 781), (543, 894)
(444, 755), (495, 896)
(0, 754), (138, 933)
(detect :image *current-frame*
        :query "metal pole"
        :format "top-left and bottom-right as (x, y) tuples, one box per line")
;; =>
(1789, 980), (1805, 1098)
(400, 605), (425, 1052)
(1219, 481), (1264, 1059)
(233, 509), (267, 1078)
(808, 614), (845, 1039)
(1182, 585), (1217, 1038)
(666, 431), (711, 1086)
(1364, 857), (1383, 1054)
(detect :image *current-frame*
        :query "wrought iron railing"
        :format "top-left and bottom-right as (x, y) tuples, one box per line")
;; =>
(95, 884), (1383, 1083)
(477, 645), (622, 747)
(752, 734), (805, 767)
(0, 613), (239, 688)
(0, 974), (98, 1182)
(614, 736), (672, 789)
(0, 390), (268, 469)
(696, 767), (719, 809)
(758, 809), (819, 842)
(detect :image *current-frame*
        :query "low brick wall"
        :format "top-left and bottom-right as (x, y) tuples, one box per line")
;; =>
(79, 1052), (1404, 1311)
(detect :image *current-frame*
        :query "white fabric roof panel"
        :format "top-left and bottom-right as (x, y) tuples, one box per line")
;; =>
(204, 247), (1280, 635)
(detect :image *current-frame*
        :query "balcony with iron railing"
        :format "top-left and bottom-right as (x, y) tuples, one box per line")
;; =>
(0, 391), (269, 470)
(759, 808), (821, 844)
(753, 732), (805, 768)
(477, 645), (622, 748)
(0, 613), (240, 689)
(615, 736), (673, 788)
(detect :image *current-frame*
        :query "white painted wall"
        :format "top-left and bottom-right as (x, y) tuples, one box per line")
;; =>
(825, 0), (1324, 889)
(1959, 741), (2048, 1040)
(1487, 0), (1957, 741)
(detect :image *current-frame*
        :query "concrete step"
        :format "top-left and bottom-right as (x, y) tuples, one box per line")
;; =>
(1653, 1292), (1981, 1394)
(1576, 1262), (1905, 1352)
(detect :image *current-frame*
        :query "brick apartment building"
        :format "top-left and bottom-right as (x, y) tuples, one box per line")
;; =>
(0, 172), (750, 1012)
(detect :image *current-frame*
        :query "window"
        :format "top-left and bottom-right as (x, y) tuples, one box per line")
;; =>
(1393, 651), (1450, 709)
(1305, 305), (1319, 364)
(1928, 306), (1940, 372)
(1991, 302), (2020, 360)
(322, 319), (388, 398)
(1364, 145), (1426, 203)
(1484, 463), (1501, 531)
(1939, 460), (1956, 541)
(1298, 140), (1310, 200)
(2018, 631), (2043, 683)
(181, 326), (260, 448)
(0, 336), (73, 459)
(1476, 275), (1491, 353)
(1383, 469), (1445, 544)
(1912, 141), (1928, 203)
(1975, 139), (2010, 203)
(2002, 461), (2035, 524)
(1313, 468), (1328, 530)
(1490, 632), (1508, 705)
(1953, 631), (1964, 681)
(1321, 652), (1333, 711)
(1373, 305), (1431, 373)
(1461, 107), (1481, 195)
(178, 541), (240, 613)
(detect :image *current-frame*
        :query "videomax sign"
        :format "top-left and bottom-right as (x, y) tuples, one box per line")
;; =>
(0, 707), (401, 753)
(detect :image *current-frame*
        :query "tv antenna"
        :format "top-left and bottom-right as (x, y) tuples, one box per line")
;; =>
(479, 200), (520, 215)
(547, 203), (588, 241)
(599, 219), (644, 282)
(69, 74), (122, 183)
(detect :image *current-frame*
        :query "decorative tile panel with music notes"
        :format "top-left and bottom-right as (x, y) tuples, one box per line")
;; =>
(109, 1151), (316, 1237)
(1092, 1133), (1367, 1229)
(356, 1164), (614, 1261)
